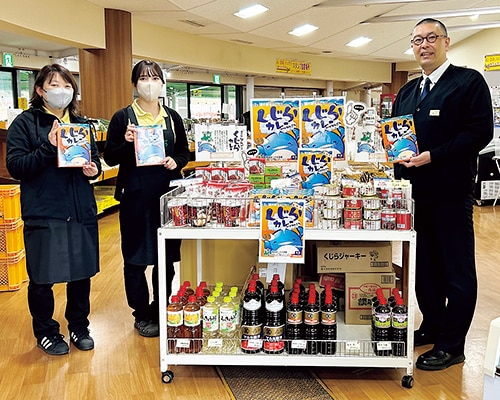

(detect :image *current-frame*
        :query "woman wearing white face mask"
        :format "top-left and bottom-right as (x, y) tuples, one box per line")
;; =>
(104, 60), (190, 337)
(6, 64), (101, 355)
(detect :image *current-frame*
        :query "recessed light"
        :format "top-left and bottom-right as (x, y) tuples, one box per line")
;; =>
(346, 36), (372, 47)
(289, 24), (319, 37)
(234, 4), (269, 19)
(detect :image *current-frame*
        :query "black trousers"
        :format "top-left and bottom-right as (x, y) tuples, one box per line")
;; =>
(124, 262), (175, 323)
(414, 195), (477, 355)
(27, 278), (91, 339)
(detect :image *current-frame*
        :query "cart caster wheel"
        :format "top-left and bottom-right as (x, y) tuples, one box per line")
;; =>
(476, 199), (484, 206)
(162, 370), (174, 384)
(402, 375), (414, 388)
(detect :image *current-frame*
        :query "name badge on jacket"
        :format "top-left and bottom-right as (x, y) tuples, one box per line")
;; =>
(429, 109), (440, 116)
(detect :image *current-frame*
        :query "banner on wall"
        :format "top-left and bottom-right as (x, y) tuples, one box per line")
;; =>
(276, 59), (311, 75)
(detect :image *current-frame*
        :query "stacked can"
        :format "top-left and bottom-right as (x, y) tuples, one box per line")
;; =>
(362, 195), (382, 230)
(342, 185), (362, 230)
(320, 184), (343, 229)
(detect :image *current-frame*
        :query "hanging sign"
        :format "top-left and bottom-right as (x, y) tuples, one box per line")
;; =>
(276, 59), (311, 75)
(2, 53), (13, 67)
(485, 54), (500, 71)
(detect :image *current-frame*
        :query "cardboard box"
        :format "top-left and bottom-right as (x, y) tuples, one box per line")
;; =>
(344, 272), (396, 325)
(317, 242), (392, 273)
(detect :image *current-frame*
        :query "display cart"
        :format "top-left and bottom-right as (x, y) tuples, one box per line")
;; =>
(157, 189), (417, 389)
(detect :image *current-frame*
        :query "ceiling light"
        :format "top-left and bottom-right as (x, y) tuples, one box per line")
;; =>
(404, 48), (414, 55)
(234, 4), (269, 19)
(289, 24), (319, 37)
(346, 36), (372, 47)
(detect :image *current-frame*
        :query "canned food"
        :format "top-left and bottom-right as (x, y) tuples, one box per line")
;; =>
(323, 184), (341, 197)
(322, 207), (343, 220)
(363, 208), (382, 221)
(344, 198), (363, 209)
(344, 218), (363, 230)
(381, 209), (396, 230)
(363, 197), (381, 210)
(320, 218), (341, 229)
(344, 208), (362, 219)
(389, 189), (403, 209)
(363, 219), (381, 230)
(396, 210), (412, 230)
(322, 196), (344, 209)
(342, 186), (359, 198)
(361, 185), (377, 197)
(190, 199), (209, 227)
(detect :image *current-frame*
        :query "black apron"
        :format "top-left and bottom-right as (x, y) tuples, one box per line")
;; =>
(119, 106), (181, 266)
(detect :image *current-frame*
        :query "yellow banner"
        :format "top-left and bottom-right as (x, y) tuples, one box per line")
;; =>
(276, 59), (311, 75)
(484, 54), (500, 71)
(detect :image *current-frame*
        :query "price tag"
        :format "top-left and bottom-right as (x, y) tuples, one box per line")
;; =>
(247, 339), (263, 348)
(207, 338), (223, 348)
(376, 341), (392, 351)
(176, 339), (190, 348)
(291, 340), (307, 350)
(345, 340), (360, 353)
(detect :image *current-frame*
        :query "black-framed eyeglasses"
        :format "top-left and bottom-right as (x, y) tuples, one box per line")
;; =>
(410, 34), (447, 46)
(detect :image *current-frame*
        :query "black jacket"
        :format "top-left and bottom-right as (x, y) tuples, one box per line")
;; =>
(6, 108), (101, 221)
(393, 64), (493, 202)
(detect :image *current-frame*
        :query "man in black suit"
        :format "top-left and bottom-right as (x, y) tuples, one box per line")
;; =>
(391, 18), (493, 370)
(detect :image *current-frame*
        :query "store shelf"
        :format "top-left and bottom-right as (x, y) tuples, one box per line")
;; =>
(157, 223), (417, 388)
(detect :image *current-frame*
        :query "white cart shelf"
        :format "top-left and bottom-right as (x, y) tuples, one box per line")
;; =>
(157, 225), (416, 388)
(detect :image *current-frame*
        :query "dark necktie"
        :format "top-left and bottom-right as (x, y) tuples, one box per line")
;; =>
(420, 77), (431, 101)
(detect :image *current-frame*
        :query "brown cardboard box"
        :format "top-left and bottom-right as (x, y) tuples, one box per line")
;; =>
(317, 242), (392, 273)
(344, 272), (396, 325)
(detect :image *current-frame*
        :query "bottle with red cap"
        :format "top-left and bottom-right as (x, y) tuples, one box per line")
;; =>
(319, 289), (337, 355)
(373, 297), (391, 356)
(183, 295), (202, 353)
(241, 280), (263, 354)
(167, 295), (184, 354)
(391, 293), (408, 356)
(303, 290), (320, 354)
(285, 292), (304, 354)
(263, 281), (285, 354)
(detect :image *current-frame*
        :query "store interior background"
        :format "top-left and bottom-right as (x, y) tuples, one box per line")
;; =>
(1, 0), (500, 286)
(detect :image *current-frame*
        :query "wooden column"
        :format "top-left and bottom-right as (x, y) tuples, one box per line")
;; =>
(382, 63), (408, 95)
(79, 9), (133, 120)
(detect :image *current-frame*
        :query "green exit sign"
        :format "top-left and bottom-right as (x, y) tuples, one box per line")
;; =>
(3, 53), (13, 67)
(213, 74), (221, 84)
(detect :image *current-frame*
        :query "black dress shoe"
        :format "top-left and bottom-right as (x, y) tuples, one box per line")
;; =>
(416, 349), (465, 371)
(413, 330), (435, 347)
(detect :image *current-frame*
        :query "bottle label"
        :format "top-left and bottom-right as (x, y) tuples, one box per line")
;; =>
(243, 298), (261, 311)
(167, 310), (183, 327)
(184, 310), (201, 326)
(203, 309), (219, 332)
(374, 312), (391, 328)
(321, 311), (337, 325)
(304, 310), (320, 325)
(241, 324), (263, 351)
(391, 313), (408, 329)
(287, 309), (303, 324)
(263, 324), (285, 352)
(266, 299), (283, 312)
(220, 308), (236, 332)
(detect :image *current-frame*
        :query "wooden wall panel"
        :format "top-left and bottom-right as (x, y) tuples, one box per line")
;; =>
(79, 9), (133, 120)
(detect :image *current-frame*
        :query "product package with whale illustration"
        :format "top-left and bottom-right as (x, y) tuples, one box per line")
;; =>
(380, 114), (419, 163)
(56, 123), (91, 167)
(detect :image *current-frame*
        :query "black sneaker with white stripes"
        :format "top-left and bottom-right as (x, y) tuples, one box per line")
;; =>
(69, 329), (94, 351)
(37, 334), (70, 355)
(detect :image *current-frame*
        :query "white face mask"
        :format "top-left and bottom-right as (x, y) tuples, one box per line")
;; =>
(44, 87), (74, 110)
(136, 81), (163, 102)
